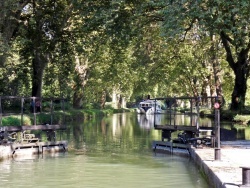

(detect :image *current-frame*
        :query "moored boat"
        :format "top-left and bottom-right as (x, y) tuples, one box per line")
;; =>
(136, 99), (163, 115)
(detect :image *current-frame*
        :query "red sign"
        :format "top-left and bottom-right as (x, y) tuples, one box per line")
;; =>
(214, 102), (220, 109)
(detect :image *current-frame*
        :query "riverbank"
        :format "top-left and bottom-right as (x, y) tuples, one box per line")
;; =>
(1, 108), (133, 126)
(190, 140), (250, 188)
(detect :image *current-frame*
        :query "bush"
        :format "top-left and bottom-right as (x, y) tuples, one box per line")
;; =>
(1, 115), (32, 126)
(199, 109), (213, 117)
(220, 110), (237, 120)
(83, 102), (101, 109)
(233, 114), (250, 125)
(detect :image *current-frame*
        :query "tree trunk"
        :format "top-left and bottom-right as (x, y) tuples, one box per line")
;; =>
(231, 60), (248, 110)
(211, 35), (223, 107)
(211, 35), (223, 98)
(73, 90), (84, 109)
(112, 90), (117, 109)
(200, 77), (211, 107)
(121, 97), (126, 108)
(31, 52), (48, 97)
(100, 90), (106, 109)
(220, 31), (250, 111)
(72, 57), (89, 109)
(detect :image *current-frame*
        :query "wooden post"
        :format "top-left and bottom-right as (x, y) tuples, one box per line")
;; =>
(196, 97), (200, 132)
(62, 99), (65, 126)
(21, 97), (24, 126)
(50, 98), (53, 125)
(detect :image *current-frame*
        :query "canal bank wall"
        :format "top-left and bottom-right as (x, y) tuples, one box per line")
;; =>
(189, 147), (225, 188)
(190, 141), (250, 188)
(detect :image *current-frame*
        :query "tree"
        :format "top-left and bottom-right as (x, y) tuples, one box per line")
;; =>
(17, 0), (75, 97)
(157, 0), (250, 110)
(71, 0), (143, 107)
(0, 0), (29, 66)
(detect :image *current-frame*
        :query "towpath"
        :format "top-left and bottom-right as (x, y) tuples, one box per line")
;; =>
(193, 140), (250, 188)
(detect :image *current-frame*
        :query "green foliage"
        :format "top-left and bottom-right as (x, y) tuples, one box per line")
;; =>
(113, 108), (131, 113)
(83, 103), (101, 110)
(0, 107), (126, 127)
(2, 116), (21, 126)
(220, 110), (237, 121)
(2, 115), (31, 126)
(245, 128), (250, 139)
(233, 115), (250, 125)
(1, 0), (250, 110)
(199, 109), (213, 118)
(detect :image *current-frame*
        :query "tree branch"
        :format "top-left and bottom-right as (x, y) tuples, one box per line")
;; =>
(220, 31), (236, 71)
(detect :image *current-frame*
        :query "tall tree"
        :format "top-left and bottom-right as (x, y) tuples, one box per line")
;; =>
(157, 0), (250, 110)
(17, 0), (74, 97)
(0, 0), (29, 66)
(70, 0), (142, 107)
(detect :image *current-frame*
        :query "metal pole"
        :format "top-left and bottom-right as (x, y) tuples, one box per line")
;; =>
(174, 97), (176, 127)
(169, 99), (172, 126)
(190, 99), (193, 126)
(217, 109), (220, 148)
(241, 166), (250, 186)
(154, 99), (156, 126)
(214, 108), (221, 160)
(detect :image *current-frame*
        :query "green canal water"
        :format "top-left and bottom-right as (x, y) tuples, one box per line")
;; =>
(0, 113), (211, 188)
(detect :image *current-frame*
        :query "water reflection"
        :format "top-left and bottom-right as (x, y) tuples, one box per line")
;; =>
(137, 113), (205, 129)
(137, 112), (250, 141)
(0, 112), (211, 188)
(137, 114), (156, 129)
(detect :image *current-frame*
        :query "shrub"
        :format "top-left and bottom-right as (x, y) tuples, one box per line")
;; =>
(233, 115), (250, 125)
(1, 115), (32, 126)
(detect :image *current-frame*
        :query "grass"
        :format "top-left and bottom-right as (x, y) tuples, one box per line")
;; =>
(0, 108), (132, 126)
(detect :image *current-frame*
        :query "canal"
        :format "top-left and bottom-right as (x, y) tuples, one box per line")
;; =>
(0, 112), (213, 188)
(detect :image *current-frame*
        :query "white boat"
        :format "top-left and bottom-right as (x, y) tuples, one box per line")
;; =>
(137, 114), (164, 129)
(136, 100), (163, 115)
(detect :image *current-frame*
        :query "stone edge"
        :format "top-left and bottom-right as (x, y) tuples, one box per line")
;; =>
(189, 147), (225, 188)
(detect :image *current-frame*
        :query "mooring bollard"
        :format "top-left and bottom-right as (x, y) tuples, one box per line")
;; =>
(240, 166), (250, 187)
(214, 148), (221, 161)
